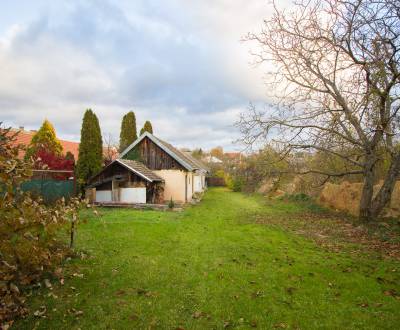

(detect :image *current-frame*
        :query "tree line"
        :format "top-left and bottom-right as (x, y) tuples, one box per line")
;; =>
(25, 110), (154, 191)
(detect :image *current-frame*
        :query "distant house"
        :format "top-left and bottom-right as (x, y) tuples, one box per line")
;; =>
(204, 155), (223, 164)
(6, 127), (118, 162)
(7, 127), (80, 160)
(87, 132), (209, 204)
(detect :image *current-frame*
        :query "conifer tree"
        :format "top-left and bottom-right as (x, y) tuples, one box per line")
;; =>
(140, 120), (153, 135)
(119, 111), (137, 152)
(76, 109), (103, 190)
(26, 119), (63, 159)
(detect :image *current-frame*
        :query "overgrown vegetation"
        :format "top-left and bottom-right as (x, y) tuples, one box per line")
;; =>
(25, 120), (63, 160)
(0, 126), (86, 328)
(240, 0), (400, 221)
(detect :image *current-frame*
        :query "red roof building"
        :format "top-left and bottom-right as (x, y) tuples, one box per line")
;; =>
(7, 128), (80, 160)
(6, 127), (119, 162)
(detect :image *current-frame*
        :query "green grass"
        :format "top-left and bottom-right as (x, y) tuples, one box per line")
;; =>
(17, 188), (400, 329)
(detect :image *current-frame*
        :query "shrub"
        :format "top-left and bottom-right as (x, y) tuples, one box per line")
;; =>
(0, 125), (87, 326)
(285, 193), (311, 202)
(168, 198), (175, 209)
(25, 119), (63, 159)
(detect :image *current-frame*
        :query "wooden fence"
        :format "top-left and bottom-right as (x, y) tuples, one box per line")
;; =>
(207, 177), (226, 187)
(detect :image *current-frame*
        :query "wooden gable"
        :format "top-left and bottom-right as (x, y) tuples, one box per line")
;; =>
(88, 162), (148, 190)
(122, 137), (185, 171)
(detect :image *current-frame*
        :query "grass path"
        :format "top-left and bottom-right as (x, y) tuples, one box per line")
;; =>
(17, 188), (400, 329)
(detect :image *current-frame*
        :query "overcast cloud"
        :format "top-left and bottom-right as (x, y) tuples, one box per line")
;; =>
(0, 0), (283, 150)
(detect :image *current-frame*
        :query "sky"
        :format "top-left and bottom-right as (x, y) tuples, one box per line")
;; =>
(0, 0), (284, 151)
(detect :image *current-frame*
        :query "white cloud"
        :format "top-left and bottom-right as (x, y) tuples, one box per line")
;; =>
(0, 0), (292, 150)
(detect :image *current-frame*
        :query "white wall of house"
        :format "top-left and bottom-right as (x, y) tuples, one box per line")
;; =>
(186, 172), (194, 201)
(153, 169), (193, 203)
(95, 190), (112, 203)
(193, 174), (202, 193)
(120, 187), (146, 203)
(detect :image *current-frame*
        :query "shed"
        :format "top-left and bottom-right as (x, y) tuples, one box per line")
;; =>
(87, 159), (164, 204)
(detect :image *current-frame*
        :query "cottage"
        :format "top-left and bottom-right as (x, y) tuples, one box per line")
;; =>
(87, 159), (164, 204)
(88, 132), (209, 204)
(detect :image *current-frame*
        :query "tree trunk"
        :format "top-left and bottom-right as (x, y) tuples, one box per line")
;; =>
(359, 157), (376, 222)
(369, 153), (400, 219)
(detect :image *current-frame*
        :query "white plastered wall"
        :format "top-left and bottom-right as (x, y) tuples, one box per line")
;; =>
(193, 173), (203, 193)
(153, 169), (193, 203)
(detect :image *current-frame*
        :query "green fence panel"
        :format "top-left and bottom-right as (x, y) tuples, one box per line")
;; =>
(21, 179), (74, 203)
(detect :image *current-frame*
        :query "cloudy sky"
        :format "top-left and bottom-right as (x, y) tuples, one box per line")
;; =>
(0, 0), (282, 151)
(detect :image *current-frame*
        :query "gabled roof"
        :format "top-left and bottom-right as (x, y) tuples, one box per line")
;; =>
(88, 158), (163, 185)
(183, 151), (210, 173)
(117, 159), (163, 182)
(119, 132), (200, 171)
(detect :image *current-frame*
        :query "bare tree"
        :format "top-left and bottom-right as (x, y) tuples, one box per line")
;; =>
(240, 0), (400, 221)
(103, 133), (118, 165)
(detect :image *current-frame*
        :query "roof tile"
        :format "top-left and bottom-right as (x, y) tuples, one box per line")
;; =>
(118, 159), (163, 182)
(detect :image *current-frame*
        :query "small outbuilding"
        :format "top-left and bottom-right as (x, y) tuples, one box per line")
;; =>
(119, 132), (209, 203)
(87, 159), (164, 204)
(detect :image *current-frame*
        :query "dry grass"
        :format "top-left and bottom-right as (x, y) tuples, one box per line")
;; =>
(319, 181), (400, 217)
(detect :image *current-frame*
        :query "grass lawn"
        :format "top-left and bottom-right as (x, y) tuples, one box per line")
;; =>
(16, 188), (400, 329)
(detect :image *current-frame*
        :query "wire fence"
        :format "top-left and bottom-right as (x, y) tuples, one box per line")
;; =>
(21, 169), (76, 203)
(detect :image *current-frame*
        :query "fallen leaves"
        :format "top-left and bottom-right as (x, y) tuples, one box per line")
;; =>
(250, 319), (258, 328)
(192, 311), (211, 320)
(251, 290), (264, 298)
(223, 320), (232, 328)
(192, 311), (203, 319)
(136, 288), (157, 298)
(383, 289), (399, 298)
(273, 322), (287, 328)
(115, 289), (126, 296)
(67, 308), (84, 317)
(357, 302), (369, 308)
(252, 209), (400, 259)
(44, 279), (52, 289)
(9, 284), (19, 295)
(33, 306), (47, 318)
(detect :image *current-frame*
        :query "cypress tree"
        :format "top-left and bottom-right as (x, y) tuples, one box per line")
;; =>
(140, 120), (153, 135)
(119, 111), (137, 152)
(26, 119), (63, 159)
(76, 109), (103, 190)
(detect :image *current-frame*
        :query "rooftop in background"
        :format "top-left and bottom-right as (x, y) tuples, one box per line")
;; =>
(204, 155), (223, 164)
(224, 152), (242, 159)
(7, 128), (80, 160)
